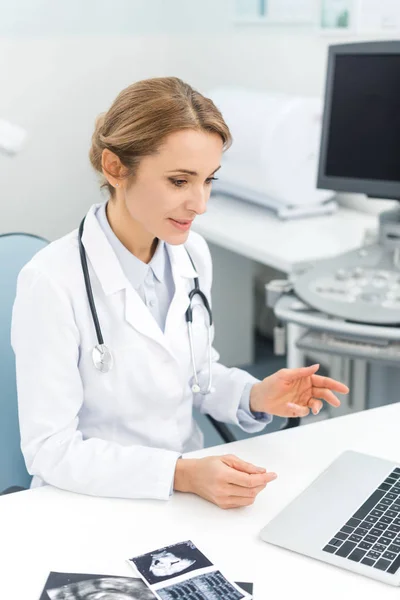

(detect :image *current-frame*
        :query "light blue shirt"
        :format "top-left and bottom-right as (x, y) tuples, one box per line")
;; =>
(96, 202), (270, 426)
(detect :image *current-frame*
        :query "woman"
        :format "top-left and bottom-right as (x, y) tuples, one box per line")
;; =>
(11, 77), (348, 509)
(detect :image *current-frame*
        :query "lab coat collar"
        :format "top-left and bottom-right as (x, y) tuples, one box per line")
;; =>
(80, 204), (127, 296)
(150, 239), (167, 284)
(80, 204), (199, 358)
(166, 242), (198, 281)
(81, 204), (199, 295)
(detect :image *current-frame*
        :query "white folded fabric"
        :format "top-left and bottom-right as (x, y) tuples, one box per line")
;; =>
(208, 87), (336, 218)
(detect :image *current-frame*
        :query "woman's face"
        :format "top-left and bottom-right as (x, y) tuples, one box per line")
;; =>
(117, 129), (223, 245)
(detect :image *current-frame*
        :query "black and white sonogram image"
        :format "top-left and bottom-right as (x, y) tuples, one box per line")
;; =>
(40, 572), (156, 600)
(130, 540), (213, 586)
(157, 571), (245, 600)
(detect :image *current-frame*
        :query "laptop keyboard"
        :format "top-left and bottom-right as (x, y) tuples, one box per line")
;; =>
(323, 467), (400, 574)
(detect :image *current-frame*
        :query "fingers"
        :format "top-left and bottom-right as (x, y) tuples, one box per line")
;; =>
(288, 394), (336, 416)
(210, 456), (278, 510)
(311, 374), (349, 394)
(279, 367), (350, 396)
(287, 402), (310, 417)
(308, 399), (323, 415)
(219, 485), (268, 508)
(228, 483), (268, 498)
(311, 387), (341, 407)
(226, 468), (276, 488)
(222, 454), (266, 475)
(222, 456), (277, 488)
(278, 364), (320, 382)
(288, 392), (337, 416)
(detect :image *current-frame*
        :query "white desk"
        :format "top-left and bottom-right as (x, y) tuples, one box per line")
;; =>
(192, 195), (378, 366)
(194, 195), (377, 273)
(2, 403), (400, 599)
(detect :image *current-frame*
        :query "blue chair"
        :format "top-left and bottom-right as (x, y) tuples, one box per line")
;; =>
(0, 232), (48, 494)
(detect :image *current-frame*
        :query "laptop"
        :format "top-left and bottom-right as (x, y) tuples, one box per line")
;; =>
(260, 450), (400, 586)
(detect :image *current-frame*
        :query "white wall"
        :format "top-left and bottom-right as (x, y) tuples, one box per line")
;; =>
(0, 34), (171, 239)
(1, 0), (230, 239)
(1, 0), (398, 239)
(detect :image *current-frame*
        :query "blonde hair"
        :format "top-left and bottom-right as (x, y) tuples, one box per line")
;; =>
(89, 77), (232, 196)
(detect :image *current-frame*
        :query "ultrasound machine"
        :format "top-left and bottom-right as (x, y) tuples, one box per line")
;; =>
(261, 41), (400, 587)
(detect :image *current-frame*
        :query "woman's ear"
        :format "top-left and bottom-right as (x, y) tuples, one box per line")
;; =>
(101, 149), (126, 186)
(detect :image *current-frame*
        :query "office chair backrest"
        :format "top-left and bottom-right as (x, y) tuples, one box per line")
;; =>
(0, 232), (48, 492)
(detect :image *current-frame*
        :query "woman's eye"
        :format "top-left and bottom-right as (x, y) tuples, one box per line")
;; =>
(170, 176), (219, 187)
(170, 179), (187, 187)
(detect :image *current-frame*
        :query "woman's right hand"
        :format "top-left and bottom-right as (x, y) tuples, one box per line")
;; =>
(173, 454), (277, 509)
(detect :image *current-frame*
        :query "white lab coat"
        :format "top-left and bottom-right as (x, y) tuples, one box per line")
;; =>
(11, 204), (264, 501)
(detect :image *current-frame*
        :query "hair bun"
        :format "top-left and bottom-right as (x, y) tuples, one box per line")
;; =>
(94, 113), (106, 136)
(89, 113), (106, 171)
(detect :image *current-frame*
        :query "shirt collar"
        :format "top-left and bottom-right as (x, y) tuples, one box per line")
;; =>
(80, 203), (198, 298)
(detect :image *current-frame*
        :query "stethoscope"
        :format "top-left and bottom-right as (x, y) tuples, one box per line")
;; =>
(78, 216), (214, 395)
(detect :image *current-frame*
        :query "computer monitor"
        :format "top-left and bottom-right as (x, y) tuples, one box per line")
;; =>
(317, 41), (400, 201)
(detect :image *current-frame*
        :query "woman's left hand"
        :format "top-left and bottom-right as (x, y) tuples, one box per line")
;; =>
(249, 364), (349, 418)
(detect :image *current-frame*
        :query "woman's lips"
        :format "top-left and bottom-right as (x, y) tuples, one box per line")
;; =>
(169, 218), (193, 231)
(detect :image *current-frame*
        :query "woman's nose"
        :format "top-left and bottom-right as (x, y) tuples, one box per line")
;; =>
(187, 190), (208, 215)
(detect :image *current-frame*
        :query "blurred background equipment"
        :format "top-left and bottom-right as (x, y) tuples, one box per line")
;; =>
(267, 41), (400, 422)
(209, 88), (336, 219)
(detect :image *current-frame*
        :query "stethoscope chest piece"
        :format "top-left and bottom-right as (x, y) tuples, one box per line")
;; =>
(92, 344), (114, 373)
(191, 383), (216, 394)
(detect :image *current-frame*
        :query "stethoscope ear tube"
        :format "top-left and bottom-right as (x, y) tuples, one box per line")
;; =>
(79, 218), (104, 347)
(80, 218), (113, 373)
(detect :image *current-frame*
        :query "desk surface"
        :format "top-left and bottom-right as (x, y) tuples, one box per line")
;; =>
(193, 195), (378, 272)
(2, 404), (400, 598)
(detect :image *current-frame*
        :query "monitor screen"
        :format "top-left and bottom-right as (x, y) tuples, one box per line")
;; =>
(318, 43), (400, 199)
